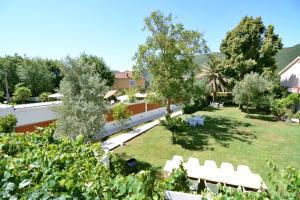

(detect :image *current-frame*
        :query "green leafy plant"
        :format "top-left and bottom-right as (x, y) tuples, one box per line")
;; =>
(161, 115), (186, 143)
(38, 92), (50, 102)
(12, 86), (31, 104)
(112, 103), (132, 131)
(165, 163), (190, 193)
(125, 87), (137, 103)
(0, 114), (17, 133)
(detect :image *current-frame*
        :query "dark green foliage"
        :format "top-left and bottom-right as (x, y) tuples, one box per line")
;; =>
(0, 90), (4, 102)
(165, 163), (190, 193)
(220, 16), (283, 80)
(12, 86), (31, 103)
(17, 58), (54, 96)
(161, 115), (187, 143)
(79, 53), (115, 87)
(0, 114), (17, 133)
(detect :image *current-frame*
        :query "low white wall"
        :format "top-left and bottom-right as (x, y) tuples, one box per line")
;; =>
(0, 101), (60, 126)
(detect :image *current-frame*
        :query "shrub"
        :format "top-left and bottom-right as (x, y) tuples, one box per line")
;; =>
(0, 114), (17, 133)
(125, 87), (137, 103)
(12, 86), (31, 104)
(161, 115), (186, 143)
(39, 92), (50, 102)
(165, 163), (190, 193)
(112, 103), (132, 130)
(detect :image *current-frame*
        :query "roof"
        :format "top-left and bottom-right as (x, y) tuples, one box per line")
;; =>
(165, 191), (203, 200)
(115, 71), (133, 79)
(278, 56), (300, 75)
(104, 90), (117, 99)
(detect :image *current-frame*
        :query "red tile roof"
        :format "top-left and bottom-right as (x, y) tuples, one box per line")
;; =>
(114, 71), (133, 79)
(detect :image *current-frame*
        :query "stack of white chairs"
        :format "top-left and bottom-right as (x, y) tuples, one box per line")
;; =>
(163, 156), (268, 194)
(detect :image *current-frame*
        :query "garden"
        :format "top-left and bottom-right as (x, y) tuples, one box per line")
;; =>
(1, 9), (300, 199)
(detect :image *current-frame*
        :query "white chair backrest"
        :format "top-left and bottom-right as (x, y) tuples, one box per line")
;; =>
(187, 157), (200, 166)
(172, 155), (183, 165)
(237, 165), (252, 175)
(220, 162), (235, 173)
(204, 160), (218, 169)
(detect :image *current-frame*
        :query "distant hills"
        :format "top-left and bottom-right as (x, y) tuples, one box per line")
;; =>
(194, 44), (300, 72)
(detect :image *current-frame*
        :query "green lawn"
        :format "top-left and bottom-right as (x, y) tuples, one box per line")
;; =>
(114, 107), (300, 184)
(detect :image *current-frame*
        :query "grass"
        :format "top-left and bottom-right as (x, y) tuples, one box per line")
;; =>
(114, 106), (300, 185)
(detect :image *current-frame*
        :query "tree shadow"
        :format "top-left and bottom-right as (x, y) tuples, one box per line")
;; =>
(175, 116), (256, 151)
(249, 115), (275, 122)
(114, 152), (154, 173)
(240, 107), (275, 122)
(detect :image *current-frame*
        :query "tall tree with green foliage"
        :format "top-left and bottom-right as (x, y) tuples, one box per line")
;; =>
(0, 55), (23, 101)
(198, 55), (227, 102)
(79, 53), (115, 87)
(220, 16), (283, 81)
(17, 57), (54, 96)
(133, 10), (208, 114)
(54, 56), (108, 141)
(233, 72), (273, 117)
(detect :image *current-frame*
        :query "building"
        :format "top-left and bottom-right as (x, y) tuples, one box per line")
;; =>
(112, 71), (145, 90)
(279, 56), (300, 93)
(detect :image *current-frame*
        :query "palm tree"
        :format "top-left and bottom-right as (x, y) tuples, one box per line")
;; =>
(197, 55), (227, 102)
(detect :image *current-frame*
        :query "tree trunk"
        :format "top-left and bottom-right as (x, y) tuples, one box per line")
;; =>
(166, 99), (172, 114)
(212, 91), (216, 103)
(246, 104), (249, 117)
(4, 70), (10, 102)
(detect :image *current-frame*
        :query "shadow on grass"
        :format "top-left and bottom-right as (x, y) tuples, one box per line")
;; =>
(239, 107), (275, 122)
(115, 152), (155, 173)
(249, 114), (275, 122)
(175, 116), (256, 151)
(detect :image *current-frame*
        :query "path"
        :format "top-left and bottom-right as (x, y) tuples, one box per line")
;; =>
(102, 110), (183, 150)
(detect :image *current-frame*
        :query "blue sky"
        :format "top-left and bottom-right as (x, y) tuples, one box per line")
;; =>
(0, 0), (299, 71)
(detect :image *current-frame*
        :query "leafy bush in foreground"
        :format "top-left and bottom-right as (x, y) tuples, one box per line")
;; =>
(0, 126), (166, 199)
(0, 114), (17, 133)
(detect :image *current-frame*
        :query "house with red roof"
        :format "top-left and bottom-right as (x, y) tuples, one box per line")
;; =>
(112, 71), (145, 90)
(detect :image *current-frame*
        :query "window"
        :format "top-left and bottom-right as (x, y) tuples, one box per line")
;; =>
(129, 80), (136, 87)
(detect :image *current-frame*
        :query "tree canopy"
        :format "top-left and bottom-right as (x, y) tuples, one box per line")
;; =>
(54, 55), (108, 141)
(220, 16), (283, 81)
(233, 72), (273, 116)
(133, 10), (208, 113)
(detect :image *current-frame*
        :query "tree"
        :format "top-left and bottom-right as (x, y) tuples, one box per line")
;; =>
(79, 53), (115, 87)
(0, 55), (23, 101)
(44, 59), (64, 89)
(133, 10), (208, 114)
(54, 56), (108, 141)
(233, 72), (272, 117)
(17, 57), (54, 96)
(112, 103), (132, 131)
(13, 86), (31, 103)
(198, 55), (227, 102)
(220, 16), (283, 81)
